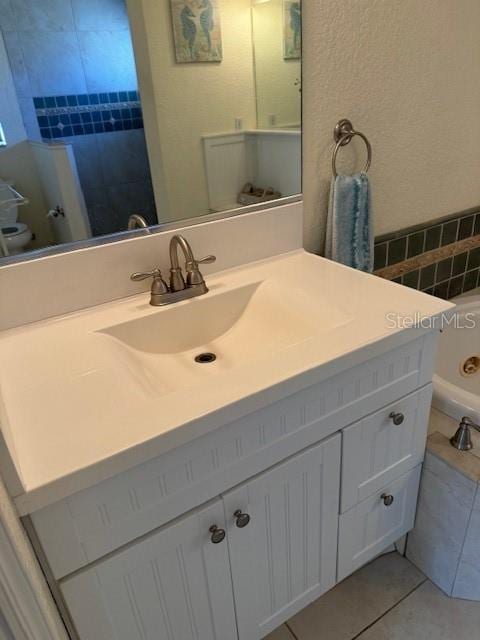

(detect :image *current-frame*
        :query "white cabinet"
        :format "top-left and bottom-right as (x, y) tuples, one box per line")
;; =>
(30, 334), (434, 580)
(224, 435), (340, 639)
(30, 336), (437, 640)
(61, 500), (237, 640)
(61, 436), (341, 640)
(337, 465), (422, 581)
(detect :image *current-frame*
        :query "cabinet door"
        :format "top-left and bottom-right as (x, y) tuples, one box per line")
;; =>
(61, 499), (237, 640)
(223, 435), (341, 640)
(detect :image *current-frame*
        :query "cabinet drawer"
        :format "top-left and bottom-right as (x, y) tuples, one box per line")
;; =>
(341, 385), (432, 512)
(337, 465), (422, 581)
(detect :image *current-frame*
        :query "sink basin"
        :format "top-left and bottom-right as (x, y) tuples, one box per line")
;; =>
(98, 280), (353, 394)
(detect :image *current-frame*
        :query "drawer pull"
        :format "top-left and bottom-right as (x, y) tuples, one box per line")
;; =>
(234, 510), (251, 528)
(389, 411), (405, 425)
(381, 493), (394, 506)
(209, 525), (226, 544)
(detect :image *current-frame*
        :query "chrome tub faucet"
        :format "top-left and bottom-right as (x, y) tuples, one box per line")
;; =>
(450, 417), (480, 451)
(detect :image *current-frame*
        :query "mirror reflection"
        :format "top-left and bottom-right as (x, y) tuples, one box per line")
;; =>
(0, 0), (301, 261)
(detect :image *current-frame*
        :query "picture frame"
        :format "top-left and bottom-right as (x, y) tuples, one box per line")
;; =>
(283, 0), (301, 60)
(170, 0), (223, 63)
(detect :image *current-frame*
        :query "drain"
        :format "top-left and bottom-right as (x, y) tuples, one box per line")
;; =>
(461, 356), (480, 377)
(195, 352), (217, 364)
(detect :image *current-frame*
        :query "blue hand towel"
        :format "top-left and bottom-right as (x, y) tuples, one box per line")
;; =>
(325, 172), (373, 272)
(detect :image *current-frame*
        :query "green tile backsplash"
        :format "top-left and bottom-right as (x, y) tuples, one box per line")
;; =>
(374, 209), (480, 299)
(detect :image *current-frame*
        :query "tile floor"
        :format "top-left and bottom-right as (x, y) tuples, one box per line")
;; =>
(266, 552), (480, 640)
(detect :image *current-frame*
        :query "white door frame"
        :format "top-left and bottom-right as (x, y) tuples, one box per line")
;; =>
(0, 477), (68, 640)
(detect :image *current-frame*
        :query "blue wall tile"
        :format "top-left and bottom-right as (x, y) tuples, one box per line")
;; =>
(19, 31), (87, 95)
(12, 0), (75, 31)
(71, 0), (129, 31)
(78, 30), (137, 93)
(35, 89), (144, 141)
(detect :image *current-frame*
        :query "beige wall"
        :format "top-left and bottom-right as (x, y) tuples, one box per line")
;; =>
(252, 0), (301, 128)
(303, 0), (480, 253)
(128, 0), (257, 222)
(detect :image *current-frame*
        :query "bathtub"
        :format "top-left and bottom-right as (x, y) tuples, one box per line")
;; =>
(408, 290), (480, 601)
(433, 291), (480, 424)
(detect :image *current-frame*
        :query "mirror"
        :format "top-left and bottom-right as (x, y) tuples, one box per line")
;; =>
(0, 0), (301, 263)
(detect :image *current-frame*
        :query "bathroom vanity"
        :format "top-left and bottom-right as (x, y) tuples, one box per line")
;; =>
(0, 216), (453, 640)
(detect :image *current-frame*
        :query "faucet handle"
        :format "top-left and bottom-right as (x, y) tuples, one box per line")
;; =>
(131, 268), (163, 282)
(186, 255), (217, 287)
(196, 255), (217, 265)
(131, 269), (169, 294)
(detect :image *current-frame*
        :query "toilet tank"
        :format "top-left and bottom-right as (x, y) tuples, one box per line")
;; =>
(0, 180), (18, 228)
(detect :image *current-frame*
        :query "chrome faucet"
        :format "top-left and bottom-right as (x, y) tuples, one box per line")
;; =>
(130, 234), (216, 306)
(127, 214), (149, 231)
(450, 416), (480, 451)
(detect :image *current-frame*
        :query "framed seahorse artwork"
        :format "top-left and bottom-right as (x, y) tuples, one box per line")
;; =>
(170, 0), (223, 63)
(283, 0), (301, 60)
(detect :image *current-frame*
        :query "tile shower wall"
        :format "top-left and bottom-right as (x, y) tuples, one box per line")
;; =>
(0, 0), (157, 236)
(374, 209), (480, 299)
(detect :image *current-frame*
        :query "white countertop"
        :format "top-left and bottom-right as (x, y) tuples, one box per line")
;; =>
(0, 250), (454, 513)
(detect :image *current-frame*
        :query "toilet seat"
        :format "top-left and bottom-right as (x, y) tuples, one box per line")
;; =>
(1, 222), (28, 237)
(1, 222), (32, 255)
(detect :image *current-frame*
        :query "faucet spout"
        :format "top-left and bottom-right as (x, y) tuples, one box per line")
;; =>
(169, 235), (194, 291)
(169, 234), (216, 291)
(170, 235), (195, 270)
(127, 214), (149, 231)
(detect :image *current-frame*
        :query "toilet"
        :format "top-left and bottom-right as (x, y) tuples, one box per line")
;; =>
(0, 180), (32, 255)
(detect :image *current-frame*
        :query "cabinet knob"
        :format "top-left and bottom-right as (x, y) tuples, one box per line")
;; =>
(389, 411), (405, 425)
(381, 493), (394, 507)
(234, 510), (251, 528)
(209, 525), (226, 544)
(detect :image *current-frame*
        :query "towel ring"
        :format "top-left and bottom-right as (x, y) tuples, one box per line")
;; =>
(332, 119), (372, 178)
